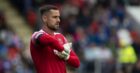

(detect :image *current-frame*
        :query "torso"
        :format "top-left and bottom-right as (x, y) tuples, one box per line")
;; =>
(30, 29), (67, 73)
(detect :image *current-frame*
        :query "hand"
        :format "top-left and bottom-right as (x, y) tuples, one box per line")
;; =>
(53, 49), (70, 60)
(63, 43), (72, 54)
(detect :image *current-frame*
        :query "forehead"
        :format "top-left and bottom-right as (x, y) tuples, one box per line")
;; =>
(48, 9), (60, 15)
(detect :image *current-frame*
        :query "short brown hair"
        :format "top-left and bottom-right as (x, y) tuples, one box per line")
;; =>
(39, 5), (58, 16)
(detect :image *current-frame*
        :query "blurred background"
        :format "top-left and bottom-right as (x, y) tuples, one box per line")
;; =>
(0, 0), (140, 73)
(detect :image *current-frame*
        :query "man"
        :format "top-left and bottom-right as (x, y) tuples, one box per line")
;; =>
(30, 5), (80, 73)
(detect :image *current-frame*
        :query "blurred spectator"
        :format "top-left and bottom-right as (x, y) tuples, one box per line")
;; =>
(77, 4), (92, 28)
(26, 9), (37, 30)
(118, 40), (137, 73)
(61, 0), (79, 19)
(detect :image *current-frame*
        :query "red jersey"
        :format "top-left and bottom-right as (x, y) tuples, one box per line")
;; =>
(30, 29), (80, 73)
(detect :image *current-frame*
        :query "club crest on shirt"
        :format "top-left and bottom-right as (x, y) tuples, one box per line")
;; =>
(58, 38), (64, 45)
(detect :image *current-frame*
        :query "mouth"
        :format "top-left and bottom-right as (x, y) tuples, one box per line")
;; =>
(55, 23), (59, 27)
(56, 23), (59, 26)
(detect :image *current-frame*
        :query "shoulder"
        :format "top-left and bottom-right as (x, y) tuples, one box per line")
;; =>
(31, 30), (45, 39)
(31, 30), (45, 45)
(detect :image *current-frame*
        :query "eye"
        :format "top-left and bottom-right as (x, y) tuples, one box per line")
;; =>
(53, 16), (60, 18)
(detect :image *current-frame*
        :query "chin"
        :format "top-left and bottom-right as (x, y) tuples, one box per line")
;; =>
(55, 26), (59, 30)
(51, 28), (58, 31)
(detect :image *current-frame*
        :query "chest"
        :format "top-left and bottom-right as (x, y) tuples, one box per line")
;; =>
(42, 34), (66, 55)
(52, 34), (66, 45)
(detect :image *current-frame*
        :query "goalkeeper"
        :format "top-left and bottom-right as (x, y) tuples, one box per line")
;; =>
(30, 5), (80, 73)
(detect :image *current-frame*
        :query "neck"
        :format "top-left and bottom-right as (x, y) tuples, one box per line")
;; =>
(42, 25), (54, 35)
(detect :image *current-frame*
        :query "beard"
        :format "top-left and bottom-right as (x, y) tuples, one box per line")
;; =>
(47, 23), (59, 31)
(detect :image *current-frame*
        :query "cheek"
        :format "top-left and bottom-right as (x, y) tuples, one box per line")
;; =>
(50, 19), (54, 22)
(48, 18), (55, 22)
(48, 20), (55, 26)
(47, 19), (52, 23)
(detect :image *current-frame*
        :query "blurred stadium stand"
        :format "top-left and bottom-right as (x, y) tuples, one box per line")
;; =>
(0, 0), (140, 73)
(126, 6), (140, 25)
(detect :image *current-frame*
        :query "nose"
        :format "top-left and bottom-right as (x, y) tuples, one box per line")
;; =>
(57, 18), (60, 22)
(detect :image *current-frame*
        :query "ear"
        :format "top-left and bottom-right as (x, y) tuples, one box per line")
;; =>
(42, 15), (47, 22)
